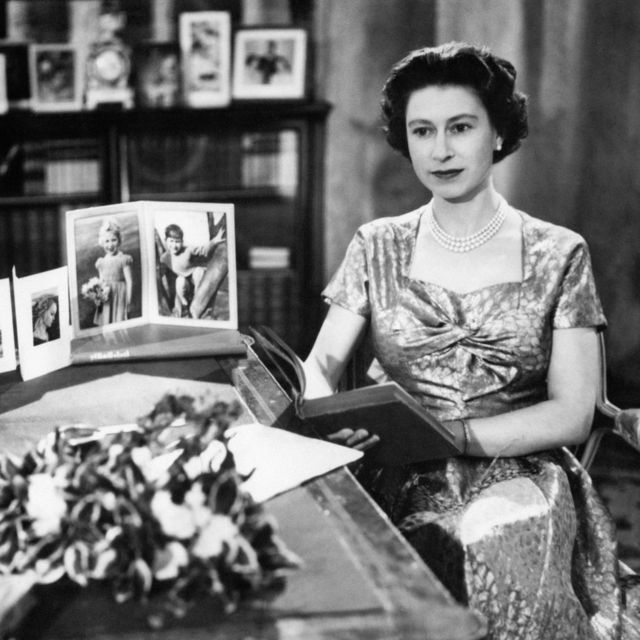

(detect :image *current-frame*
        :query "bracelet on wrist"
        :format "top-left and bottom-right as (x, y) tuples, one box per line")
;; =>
(460, 418), (471, 455)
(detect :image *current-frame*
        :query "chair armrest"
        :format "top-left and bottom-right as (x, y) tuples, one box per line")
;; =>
(615, 409), (640, 453)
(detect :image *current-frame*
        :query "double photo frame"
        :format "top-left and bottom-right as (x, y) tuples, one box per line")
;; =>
(66, 201), (238, 338)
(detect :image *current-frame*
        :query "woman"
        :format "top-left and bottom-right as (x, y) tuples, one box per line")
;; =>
(304, 42), (631, 638)
(32, 295), (58, 345)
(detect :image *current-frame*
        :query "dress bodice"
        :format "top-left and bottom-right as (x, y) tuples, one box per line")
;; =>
(95, 252), (133, 284)
(323, 203), (606, 421)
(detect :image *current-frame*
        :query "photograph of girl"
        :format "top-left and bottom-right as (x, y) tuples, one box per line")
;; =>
(72, 212), (142, 331)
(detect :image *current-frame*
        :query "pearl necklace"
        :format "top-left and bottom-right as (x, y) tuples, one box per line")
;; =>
(428, 199), (506, 253)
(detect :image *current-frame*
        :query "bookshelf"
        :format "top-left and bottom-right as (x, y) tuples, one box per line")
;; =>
(0, 101), (330, 350)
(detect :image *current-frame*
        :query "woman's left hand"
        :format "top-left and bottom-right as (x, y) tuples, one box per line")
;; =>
(326, 428), (381, 451)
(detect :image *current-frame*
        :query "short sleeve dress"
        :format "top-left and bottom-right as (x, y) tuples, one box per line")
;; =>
(94, 251), (133, 325)
(323, 201), (628, 640)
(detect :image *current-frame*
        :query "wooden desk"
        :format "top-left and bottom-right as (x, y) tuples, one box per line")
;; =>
(0, 353), (487, 640)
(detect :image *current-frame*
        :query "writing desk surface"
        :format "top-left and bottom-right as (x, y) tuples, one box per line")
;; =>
(0, 354), (486, 640)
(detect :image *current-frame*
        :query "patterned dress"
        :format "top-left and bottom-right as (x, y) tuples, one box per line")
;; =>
(323, 201), (631, 639)
(94, 251), (133, 326)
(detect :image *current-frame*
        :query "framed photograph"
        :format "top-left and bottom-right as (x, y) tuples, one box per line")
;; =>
(66, 204), (146, 338)
(0, 278), (16, 373)
(29, 44), (82, 112)
(151, 202), (236, 327)
(66, 201), (237, 337)
(134, 41), (180, 108)
(0, 55), (8, 114)
(232, 28), (307, 100)
(0, 42), (30, 109)
(179, 11), (231, 108)
(13, 266), (71, 381)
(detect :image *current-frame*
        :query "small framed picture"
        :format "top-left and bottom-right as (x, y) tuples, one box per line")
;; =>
(179, 11), (231, 108)
(232, 28), (307, 100)
(13, 266), (71, 381)
(0, 55), (8, 114)
(134, 41), (181, 108)
(0, 278), (16, 373)
(29, 44), (82, 112)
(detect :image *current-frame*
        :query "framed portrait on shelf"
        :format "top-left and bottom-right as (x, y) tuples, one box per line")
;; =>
(0, 278), (16, 373)
(13, 266), (71, 381)
(0, 55), (7, 114)
(133, 41), (181, 108)
(232, 28), (307, 100)
(179, 11), (231, 108)
(29, 44), (82, 112)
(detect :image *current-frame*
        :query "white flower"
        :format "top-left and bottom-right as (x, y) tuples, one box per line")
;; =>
(153, 541), (189, 581)
(26, 474), (67, 537)
(183, 441), (229, 480)
(192, 515), (238, 560)
(150, 490), (196, 539)
(184, 482), (211, 529)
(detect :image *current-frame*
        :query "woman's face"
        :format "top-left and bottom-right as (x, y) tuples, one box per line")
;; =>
(43, 302), (57, 328)
(405, 84), (500, 203)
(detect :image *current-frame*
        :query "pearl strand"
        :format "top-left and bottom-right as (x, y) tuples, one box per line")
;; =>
(429, 199), (506, 253)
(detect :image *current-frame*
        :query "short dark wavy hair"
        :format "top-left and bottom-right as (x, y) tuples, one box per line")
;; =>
(381, 42), (528, 163)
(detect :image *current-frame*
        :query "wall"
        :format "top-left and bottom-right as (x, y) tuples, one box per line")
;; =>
(314, 0), (640, 400)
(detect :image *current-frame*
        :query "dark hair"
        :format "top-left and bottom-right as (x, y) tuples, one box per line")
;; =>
(381, 42), (528, 163)
(164, 224), (184, 240)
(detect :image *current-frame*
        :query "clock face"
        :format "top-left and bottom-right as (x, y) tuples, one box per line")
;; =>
(94, 49), (126, 82)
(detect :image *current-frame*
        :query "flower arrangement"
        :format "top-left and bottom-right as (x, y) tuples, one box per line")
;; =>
(81, 277), (111, 307)
(0, 393), (300, 628)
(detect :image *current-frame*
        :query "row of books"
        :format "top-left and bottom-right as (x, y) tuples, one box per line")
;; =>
(0, 139), (102, 197)
(128, 130), (299, 196)
(237, 268), (302, 349)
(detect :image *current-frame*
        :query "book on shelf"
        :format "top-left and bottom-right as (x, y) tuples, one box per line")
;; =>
(21, 139), (101, 196)
(240, 130), (299, 194)
(248, 246), (291, 269)
(249, 326), (460, 466)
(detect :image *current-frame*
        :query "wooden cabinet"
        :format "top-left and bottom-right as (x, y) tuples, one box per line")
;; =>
(0, 101), (330, 350)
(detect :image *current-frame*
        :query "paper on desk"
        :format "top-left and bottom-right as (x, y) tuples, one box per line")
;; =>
(226, 423), (363, 503)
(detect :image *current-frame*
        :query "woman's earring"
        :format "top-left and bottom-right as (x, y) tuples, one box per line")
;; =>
(496, 139), (503, 151)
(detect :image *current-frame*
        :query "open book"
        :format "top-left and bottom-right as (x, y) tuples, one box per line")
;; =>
(249, 326), (460, 466)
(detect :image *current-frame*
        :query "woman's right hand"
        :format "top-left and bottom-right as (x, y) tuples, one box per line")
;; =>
(326, 428), (380, 451)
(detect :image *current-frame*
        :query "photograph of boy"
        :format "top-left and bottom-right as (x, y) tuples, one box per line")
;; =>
(72, 211), (143, 330)
(155, 211), (229, 320)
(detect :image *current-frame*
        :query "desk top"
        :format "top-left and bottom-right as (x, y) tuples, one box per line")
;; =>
(0, 354), (487, 640)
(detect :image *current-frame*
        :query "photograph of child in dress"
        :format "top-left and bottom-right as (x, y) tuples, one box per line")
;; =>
(71, 211), (142, 331)
(155, 210), (230, 321)
(31, 291), (60, 346)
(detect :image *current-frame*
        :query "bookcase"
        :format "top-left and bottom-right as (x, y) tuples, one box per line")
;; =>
(0, 101), (330, 350)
